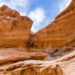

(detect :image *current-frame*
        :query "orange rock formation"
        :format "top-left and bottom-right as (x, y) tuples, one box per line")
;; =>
(0, 5), (33, 51)
(0, 50), (75, 75)
(0, 0), (75, 75)
(32, 0), (75, 50)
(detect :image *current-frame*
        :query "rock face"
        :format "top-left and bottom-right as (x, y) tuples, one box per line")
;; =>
(0, 5), (47, 64)
(0, 50), (75, 75)
(0, 49), (47, 64)
(0, 5), (20, 17)
(32, 0), (75, 50)
(0, 0), (75, 75)
(0, 5), (33, 51)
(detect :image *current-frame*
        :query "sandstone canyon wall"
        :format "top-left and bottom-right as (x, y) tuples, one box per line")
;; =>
(0, 0), (75, 75)
(0, 5), (33, 50)
(32, 0), (75, 50)
(0, 5), (47, 66)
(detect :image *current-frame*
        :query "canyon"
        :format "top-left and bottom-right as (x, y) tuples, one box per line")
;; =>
(0, 0), (75, 75)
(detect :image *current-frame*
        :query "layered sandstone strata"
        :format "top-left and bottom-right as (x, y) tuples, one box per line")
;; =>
(32, 0), (75, 50)
(0, 49), (47, 64)
(0, 5), (33, 51)
(0, 5), (47, 67)
(0, 50), (75, 75)
(0, 0), (75, 75)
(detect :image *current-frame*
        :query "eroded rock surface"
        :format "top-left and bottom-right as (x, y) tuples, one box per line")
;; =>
(32, 0), (75, 50)
(0, 5), (33, 51)
(0, 5), (47, 65)
(0, 51), (75, 75)
(0, 49), (47, 64)
(0, 0), (75, 75)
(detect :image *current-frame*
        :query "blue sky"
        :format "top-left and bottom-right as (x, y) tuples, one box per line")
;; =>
(0, 0), (71, 32)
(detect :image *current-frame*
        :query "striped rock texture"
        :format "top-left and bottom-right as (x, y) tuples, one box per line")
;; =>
(0, 0), (75, 75)
(0, 5), (33, 51)
(0, 50), (75, 75)
(32, 0), (75, 50)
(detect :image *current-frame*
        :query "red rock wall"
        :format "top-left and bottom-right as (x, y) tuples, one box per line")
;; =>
(32, 0), (75, 49)
(0, 5), (20, 17)
(0, 5), (33, 50)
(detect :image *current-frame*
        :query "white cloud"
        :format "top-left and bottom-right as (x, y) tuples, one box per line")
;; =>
(59, 0), (72, 12)
(0, 0), (29, 15)
(28, 7), (46, 32)
(19, 12), (27, 16)
(10, 0), (29, 8)
(0, 0), (29, 8)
